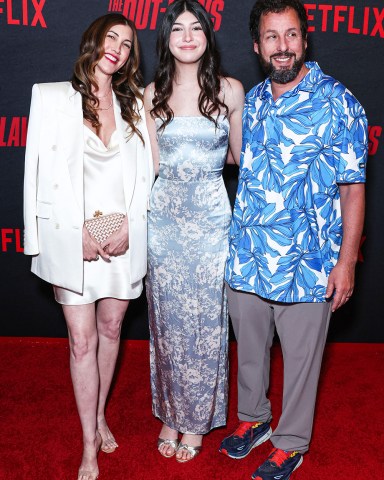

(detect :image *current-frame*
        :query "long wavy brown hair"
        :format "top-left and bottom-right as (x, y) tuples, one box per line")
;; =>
(71, 14), (144, 142)
(151, 0), (228, 131)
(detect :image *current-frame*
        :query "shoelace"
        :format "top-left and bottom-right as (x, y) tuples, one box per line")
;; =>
(268, 448), (296, 467)
(233, 421), (262, 438)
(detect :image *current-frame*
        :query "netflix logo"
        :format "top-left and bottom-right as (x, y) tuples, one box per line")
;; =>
(304, 4), (384, 38)
(0, 0), (46, 27)
(368, 125), (382, 156)
(1, 229), (23, 253)
(108, 0), (224, 30)
(0, 117), (27, 147)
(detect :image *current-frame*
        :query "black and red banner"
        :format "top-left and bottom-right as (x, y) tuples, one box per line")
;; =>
(0, 0), (382, 341)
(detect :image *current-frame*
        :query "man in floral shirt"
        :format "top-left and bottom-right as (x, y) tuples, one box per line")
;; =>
(219, 1), (367, 479)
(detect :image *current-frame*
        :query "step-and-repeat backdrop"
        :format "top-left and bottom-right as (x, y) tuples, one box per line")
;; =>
(0, 1), (382, 341)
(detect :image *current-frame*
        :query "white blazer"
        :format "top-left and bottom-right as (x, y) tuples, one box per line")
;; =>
(23, 82), (154, 293)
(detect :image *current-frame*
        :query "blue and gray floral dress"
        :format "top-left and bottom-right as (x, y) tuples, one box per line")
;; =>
(146, 116), (231, 434)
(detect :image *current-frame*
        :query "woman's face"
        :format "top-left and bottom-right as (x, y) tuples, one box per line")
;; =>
(96, 23), (133, 77)
(169, 11), (207, 65)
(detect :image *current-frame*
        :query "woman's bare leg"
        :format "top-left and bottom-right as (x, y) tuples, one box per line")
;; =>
(64, 303), (101, 480)
(95, 298), (129, 453)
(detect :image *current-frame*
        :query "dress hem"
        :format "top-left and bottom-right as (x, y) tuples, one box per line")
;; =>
(153, 413), (227, 435)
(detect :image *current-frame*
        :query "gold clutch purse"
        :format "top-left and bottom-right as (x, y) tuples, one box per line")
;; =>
(84, 212), (125, 244)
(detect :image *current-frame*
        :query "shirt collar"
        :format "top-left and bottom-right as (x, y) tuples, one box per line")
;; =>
(257, 61), (323, 101)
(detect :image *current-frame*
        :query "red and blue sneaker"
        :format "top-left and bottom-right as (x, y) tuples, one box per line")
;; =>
(251, 448), (303, 480)
(219, 421), (272, 459)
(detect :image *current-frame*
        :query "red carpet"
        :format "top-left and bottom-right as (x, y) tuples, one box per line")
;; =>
(0, 338), (383, 479)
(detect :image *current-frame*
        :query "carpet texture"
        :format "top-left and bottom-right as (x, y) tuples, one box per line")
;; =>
(0, 338), (383, 479)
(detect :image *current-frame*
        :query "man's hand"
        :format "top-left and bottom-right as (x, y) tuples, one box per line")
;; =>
(325, 261), (355, 312)
(326, 183), (365, 312)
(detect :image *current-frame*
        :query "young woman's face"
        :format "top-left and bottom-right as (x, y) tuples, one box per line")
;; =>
(96, 24), (133, 77)
(169, 11), (207, 65)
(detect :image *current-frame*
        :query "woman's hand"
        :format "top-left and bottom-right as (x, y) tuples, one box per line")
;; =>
(82, 225), (110, 262)
(101, 216), (129, 257)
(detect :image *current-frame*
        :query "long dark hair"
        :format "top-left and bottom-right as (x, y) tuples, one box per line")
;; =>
(151, 0), (228, 130)
(71, 13), (144, 142)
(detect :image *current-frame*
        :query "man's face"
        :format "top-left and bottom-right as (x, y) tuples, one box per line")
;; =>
(254, 8), (307, 84)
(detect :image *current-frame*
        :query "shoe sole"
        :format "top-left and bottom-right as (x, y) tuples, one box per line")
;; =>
(221, 427), (272, 460)
(251, 454), (303, 480)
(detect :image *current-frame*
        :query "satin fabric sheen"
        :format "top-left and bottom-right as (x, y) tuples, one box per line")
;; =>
(54, 126), (142, 305)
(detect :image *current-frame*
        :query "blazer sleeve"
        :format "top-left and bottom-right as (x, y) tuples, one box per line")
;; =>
(23, 84), (42, 255)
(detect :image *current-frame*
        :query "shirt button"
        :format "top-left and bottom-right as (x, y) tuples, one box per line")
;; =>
(51, 145), (57, 151)
(53, 184), (59, 190)
(55, 223), (60, 229)
(142, 214), (146, 220)
(142, 176), (146, 183)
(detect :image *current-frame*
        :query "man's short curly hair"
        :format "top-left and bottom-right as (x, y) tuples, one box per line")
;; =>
(249, 0), (308, 42)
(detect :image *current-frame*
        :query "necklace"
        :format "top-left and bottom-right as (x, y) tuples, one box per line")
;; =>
(96, 99), (113, 111)
(94, 87), (112, 110)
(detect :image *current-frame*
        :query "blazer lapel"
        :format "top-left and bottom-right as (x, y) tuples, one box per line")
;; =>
(57, 84), (84, 214)
(113, 92), (137, 211)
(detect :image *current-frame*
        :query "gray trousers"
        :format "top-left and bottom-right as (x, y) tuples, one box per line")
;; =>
(226, 284), (332, 453)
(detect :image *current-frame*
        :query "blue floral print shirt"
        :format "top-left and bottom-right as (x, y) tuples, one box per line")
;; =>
(225, 62), (368, 303)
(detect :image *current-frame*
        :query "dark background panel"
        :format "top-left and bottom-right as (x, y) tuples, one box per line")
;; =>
(0, 0), (383, 341)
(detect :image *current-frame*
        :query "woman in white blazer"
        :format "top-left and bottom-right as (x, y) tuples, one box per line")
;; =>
(23, 14), (153, 480)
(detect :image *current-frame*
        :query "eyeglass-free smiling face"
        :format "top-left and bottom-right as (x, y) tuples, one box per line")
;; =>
(169, 11), (207, 65)
(254, 7), (307, 85)
(96, 24), (133, 77)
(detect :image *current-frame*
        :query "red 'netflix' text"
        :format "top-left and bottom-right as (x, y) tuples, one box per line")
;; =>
(304, 4), (384, 38)
(0, 0), (46, 27)
(1, 229), (23, 252)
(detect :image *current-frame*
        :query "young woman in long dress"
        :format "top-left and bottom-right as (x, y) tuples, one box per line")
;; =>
(144, 0), (244, 463)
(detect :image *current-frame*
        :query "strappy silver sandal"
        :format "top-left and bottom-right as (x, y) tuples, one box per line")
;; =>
(157, 438), (180, 458)
(176, 443), (202, 463)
